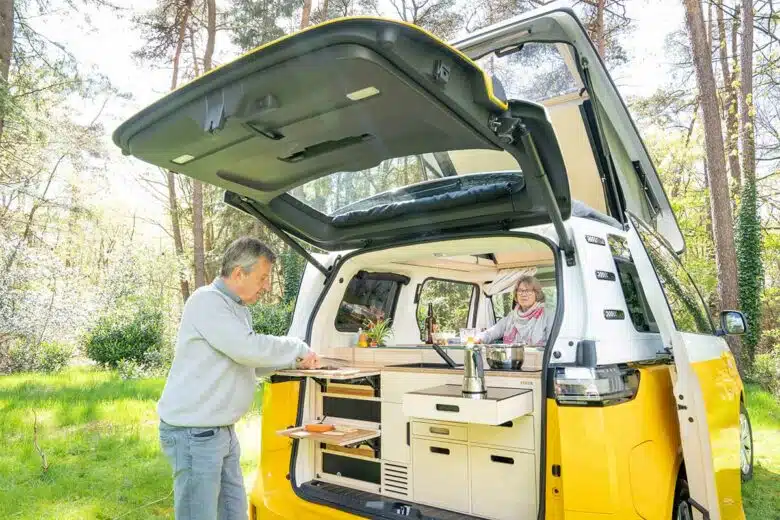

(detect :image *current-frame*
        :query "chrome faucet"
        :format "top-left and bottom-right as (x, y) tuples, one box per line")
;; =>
(462, 344), (486, 395)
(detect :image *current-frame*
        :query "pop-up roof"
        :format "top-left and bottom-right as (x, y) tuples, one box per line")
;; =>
(113, 18), (572, 254)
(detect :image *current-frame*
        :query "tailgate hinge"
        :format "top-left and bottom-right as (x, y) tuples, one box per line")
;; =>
(203, 92), (227, 134)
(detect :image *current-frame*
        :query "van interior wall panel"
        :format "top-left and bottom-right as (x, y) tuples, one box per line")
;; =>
(544, 95), (607, 213)
(309, 236), (558, 352)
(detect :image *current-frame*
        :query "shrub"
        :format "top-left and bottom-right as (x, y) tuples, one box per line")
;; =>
(250, 302), (293, 336)
(751, 348), (780, 398)
(0, 339), (73, 374)
(84, 308), (166, 369)
(37, 341), (74, 372)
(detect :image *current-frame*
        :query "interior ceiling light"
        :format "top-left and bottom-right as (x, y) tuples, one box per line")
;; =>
(171, 154), (195, 165)
(346, 86), (380, 101)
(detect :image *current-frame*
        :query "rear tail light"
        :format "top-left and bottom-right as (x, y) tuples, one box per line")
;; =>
(553, 365), (640, 406)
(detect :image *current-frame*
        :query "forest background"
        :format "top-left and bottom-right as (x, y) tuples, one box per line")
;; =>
(1, 0), (780, 518)
(1, 0), (778, 394)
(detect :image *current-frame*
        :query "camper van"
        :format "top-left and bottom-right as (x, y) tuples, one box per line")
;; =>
(113, 6), (752, 520)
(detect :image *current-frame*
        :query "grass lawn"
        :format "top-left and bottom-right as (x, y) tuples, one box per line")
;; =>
(742, 384), (780, 520)
(0, 368), (777, 519)
(0, 367), (261, 520)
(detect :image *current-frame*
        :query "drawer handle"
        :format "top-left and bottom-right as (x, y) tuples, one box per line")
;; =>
(499, 420), (514, 428)
(430, 446), (450, 455)
(429, 426), (450, 435)
(490, 455), (515, 465)
(435, 404), (459, 412)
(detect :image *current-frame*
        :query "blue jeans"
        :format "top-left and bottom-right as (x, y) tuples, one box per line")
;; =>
(159, 421), (248, 520)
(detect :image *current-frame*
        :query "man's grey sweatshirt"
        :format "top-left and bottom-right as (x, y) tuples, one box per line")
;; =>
(157, 279), (310, 427)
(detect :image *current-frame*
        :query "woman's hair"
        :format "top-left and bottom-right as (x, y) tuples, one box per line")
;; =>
(514, 275), (545, 304)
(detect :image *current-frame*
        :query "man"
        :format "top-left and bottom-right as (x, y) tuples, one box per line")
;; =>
(157, 237), (320, 520)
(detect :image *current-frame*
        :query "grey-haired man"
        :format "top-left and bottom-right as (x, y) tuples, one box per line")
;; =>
(157, 237), (319, 520)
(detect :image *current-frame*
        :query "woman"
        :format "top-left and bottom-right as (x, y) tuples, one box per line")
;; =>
(478, 275), (554, 347)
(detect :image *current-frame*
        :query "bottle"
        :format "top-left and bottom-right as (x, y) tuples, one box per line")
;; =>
(357, 328), (368, 348)
(425, 303), (436, 344)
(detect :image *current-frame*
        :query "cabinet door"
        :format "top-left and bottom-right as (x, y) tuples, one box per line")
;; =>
(382, 402), (409, 463)
(412, 439), (469, 513)
(470, 446), (536, 520)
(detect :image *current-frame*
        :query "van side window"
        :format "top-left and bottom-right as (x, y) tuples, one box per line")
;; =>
(416, 279), (476, 340)
(335, 272), (402, 332)
(608, 235), (658, 332)
(491, 292), (514, 321)
(632, 220), (714, 334)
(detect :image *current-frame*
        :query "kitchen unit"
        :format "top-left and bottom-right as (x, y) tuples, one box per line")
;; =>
(275, 358), (541, 520)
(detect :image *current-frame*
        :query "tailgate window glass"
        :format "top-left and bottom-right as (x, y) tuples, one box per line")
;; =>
(476, 42), (581, 103)
(416, 279), (477, 340)
(335, 273), (402, 332)
(287, 152), (520, 216)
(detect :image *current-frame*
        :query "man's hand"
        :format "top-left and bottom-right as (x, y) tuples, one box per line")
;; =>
(297, 351), (320, 370)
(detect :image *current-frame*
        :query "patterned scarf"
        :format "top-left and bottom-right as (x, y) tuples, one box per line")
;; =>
(502, 302), (548, 346)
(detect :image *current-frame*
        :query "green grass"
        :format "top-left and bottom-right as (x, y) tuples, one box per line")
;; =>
(743, 384), (780, 520)
(0, 368), (777, 519)
(0, 367), (261, 520)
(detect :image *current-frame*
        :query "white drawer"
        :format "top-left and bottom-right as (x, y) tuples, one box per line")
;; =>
(380, 371), (461, 404)
(468, 415), (534, 451)
(470, 446), (536, 520)
(411, 420), (468, 442)
(403, 385), (533, 425)
(412, 438), (469, 513)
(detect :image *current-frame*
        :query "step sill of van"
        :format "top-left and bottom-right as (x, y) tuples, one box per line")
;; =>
(299, 480), (484, 520)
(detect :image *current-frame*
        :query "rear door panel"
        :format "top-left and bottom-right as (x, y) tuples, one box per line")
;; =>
(626, 216), (745, 520)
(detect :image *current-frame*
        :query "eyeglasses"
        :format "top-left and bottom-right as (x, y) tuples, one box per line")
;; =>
(516, 289), (535, 295)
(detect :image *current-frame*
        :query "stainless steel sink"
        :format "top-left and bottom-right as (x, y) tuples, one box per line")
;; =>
(388, 362), (462, 369)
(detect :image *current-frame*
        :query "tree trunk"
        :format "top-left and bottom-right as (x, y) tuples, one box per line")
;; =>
(192, 0), (217, 289)
(168, 0), (193, 302)
(0, 0), (14, 144)
(3, 154), (62, 276)
(735, 0), (761, 368)
(168, 170), (191, 301)
(300, 0), (312, 29)
(595, 0), (606, 57)
(739, 0), (755, 187)
(716, 0), (741, 187)
(683, 0), (742, 365)
(203, 0), (216, 71)
(192, 181), (205, 287)
(171, 0), (193, 91)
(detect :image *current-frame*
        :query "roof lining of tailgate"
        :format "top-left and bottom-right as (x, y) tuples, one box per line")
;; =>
(113, 16), (509, 154)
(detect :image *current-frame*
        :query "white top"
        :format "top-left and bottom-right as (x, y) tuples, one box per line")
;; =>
(157, 280), (311, 427)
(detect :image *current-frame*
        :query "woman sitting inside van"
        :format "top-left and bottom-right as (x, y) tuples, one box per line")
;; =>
(478, 275), (554, 347)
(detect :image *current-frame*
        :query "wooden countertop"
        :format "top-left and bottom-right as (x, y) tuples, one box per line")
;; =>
(274, 366), (381, 379)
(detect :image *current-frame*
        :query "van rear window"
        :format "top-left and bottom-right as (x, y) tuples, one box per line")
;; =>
(335, 272), (404, 332)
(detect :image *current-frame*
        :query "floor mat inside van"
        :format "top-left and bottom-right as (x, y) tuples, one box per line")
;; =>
(301, 480), (483, 520)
